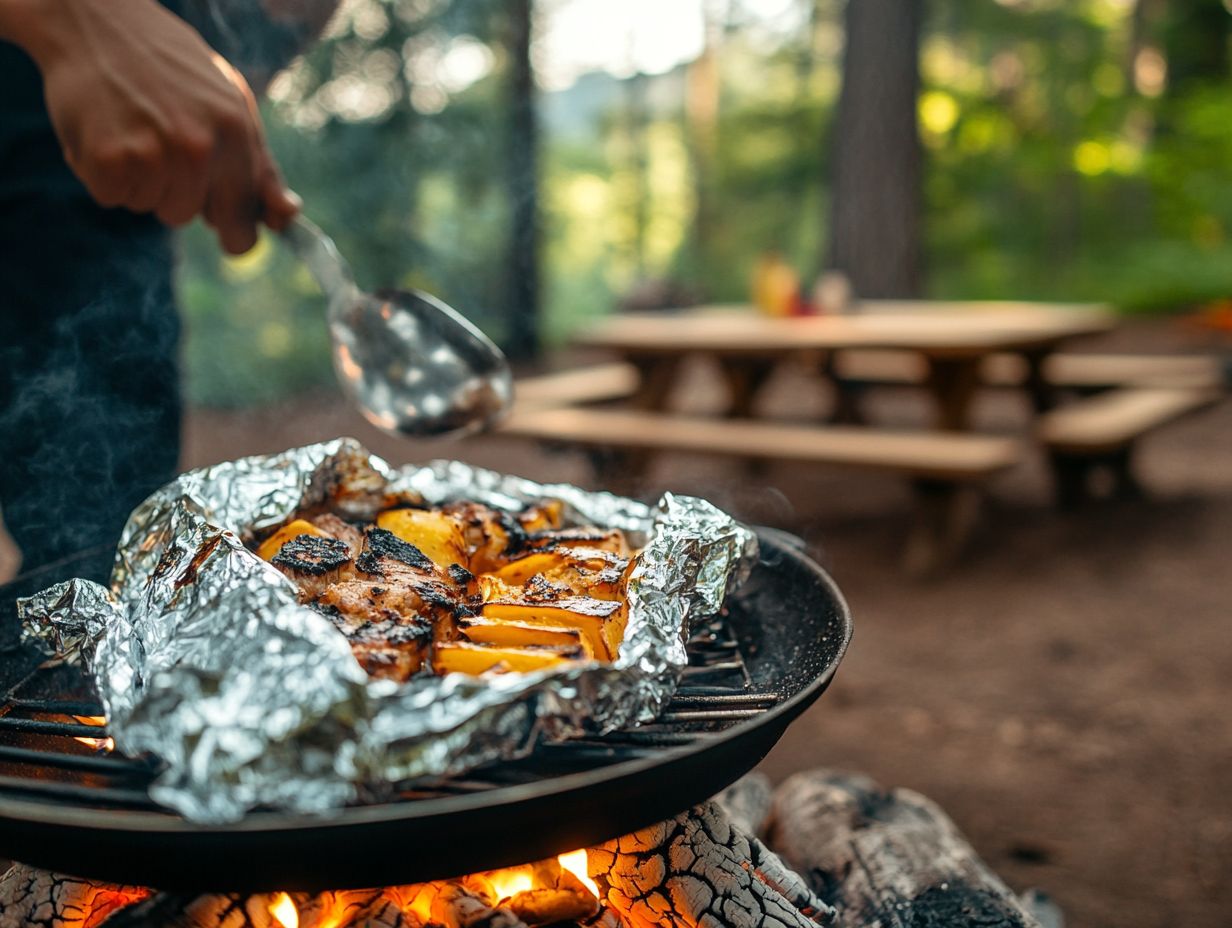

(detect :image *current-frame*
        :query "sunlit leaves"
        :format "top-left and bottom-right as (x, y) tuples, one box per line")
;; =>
(919, 90), (959, 140)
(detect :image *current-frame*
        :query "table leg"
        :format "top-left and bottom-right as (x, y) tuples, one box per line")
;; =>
(925, 356), (982, 431)
(717, 358), (777, 419)
(817, 351), (867, 425)
(606, 354), (686, 487)
(1022, 348), (1059, 414)
(628, 354), (684, 411)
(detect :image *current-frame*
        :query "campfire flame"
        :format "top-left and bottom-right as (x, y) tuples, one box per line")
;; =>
(71, 714), (115, 752)
(252, 851), (597, 928)
(487, 868), (535, 902)
(558, 848), (601, 898)
(269, 892), (299, 928)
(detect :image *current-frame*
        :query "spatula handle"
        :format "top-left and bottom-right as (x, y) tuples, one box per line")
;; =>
(281, 214), (360, 309)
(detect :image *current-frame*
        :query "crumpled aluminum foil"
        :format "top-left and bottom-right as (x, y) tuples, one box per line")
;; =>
(18, 439), (756, 823)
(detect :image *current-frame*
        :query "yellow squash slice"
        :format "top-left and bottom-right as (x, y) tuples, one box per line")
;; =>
(256, 520), (330, 562)
(491, 551), (567, 585)
(377, 508), (468, 570)
(481, 599), (627, 662)
(519, 499), (564, 533)
(457, 615), (586, 652)
(433, 641), (581, 676)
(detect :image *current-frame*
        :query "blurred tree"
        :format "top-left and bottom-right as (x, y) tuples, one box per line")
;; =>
(176, 0), (1232, 409)
(502, 0), (540, 359)
(1161, 0), (1230, 96)
(826, 0), (923, 298)
(685, 1), (724, 278)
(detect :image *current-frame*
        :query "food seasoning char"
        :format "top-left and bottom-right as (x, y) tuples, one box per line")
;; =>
(18, 439), (757, 824)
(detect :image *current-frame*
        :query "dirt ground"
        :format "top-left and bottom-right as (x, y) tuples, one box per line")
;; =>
(10, 319), (1227, 926)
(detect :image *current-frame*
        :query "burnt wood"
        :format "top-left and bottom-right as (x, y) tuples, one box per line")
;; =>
(0, 773), (1061, 928)
(713, 770), (774, 835)
(766, 771), (1045, 928)
(587, 800), (834, 928)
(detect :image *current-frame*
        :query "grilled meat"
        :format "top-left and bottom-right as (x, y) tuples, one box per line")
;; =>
(272, 535), (351, 575)
(314, 527), (471, 681)
(320, 602), (434, 682)
(310, 513), (364, 556)
(254, 497), (634, 680)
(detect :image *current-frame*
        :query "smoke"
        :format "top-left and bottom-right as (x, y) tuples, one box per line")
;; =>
(0, 196), (181, 571)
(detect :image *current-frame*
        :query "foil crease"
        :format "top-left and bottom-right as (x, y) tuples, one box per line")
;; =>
(18, 439), (756, 823)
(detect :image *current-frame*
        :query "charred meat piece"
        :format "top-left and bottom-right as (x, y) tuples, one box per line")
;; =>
(260, 517), (364, 601)
(321, 606), (434, 682)
(316, 576), (458, 635)
(272, 535), (353, 575)
(315, 526), (469, 670)
(309, 513), (364, 556)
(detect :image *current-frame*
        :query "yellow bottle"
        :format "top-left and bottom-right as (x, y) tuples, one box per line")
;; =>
(752, 252), (798, 317)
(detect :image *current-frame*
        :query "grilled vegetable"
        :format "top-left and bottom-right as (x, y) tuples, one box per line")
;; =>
(254, 496), (635, 680)
(433, 641), (582, 676)
(481, 598), (626, 662)
(518, 499), (564, 533)
(256, 519), (331, 562)
(376, 508), (468, 571)
(491, 551), (567, 585)
(457, 615), (587, 652)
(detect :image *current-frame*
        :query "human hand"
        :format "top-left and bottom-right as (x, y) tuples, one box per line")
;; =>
(13, 0), (298, 253)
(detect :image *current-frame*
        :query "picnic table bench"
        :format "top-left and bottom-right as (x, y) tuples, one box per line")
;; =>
(1038, 386), (1222, 506)
(503, 303), (1226, 570)
(506, 387), (1021, 575)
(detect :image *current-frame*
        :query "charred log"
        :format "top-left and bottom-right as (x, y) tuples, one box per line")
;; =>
(765, 771), (1045, 928)
(1, 770), (1057, 928)
(586, 800), (835, 928)
(714, 772), (774, 836)
(427, 882), (527, 928)
(0, 866), (151, 928)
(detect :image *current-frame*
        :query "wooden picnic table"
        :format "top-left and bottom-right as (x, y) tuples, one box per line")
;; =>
(575, 301), (1115, 430)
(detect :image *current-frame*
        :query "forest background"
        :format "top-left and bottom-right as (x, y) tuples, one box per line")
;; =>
(178, 0), (1232, 407)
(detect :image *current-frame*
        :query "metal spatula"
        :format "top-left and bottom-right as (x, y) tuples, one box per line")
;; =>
(282, 214), (513, 439)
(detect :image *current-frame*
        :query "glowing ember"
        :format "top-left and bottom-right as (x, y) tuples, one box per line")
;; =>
(71, 715), (114, 752)
(269, 891), (299, 928)
(557, 849), (599, 898)
(487, 868), (534, 902)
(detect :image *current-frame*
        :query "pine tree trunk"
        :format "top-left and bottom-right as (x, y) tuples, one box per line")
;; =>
(504, 0), (540, 361)
(1162, 0), (1230, 95)
(826, 0), (924, 299)
(685, 27), (720, 276)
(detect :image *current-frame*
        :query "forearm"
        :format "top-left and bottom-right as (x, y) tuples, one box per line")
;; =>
(0, 0), (164, 67)
(0, 0), (68, 63)
(8, 0), (298, 250)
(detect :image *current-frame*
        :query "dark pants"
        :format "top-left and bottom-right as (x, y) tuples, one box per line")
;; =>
(0, 44), (181, 572)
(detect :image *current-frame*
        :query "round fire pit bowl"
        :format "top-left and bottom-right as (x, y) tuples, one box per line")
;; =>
(0, 528), (851, 892)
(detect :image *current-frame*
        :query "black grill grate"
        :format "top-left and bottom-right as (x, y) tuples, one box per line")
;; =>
(0, 612), (769, 815)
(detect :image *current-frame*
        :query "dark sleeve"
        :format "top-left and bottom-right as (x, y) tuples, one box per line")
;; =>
(166, 0), (338, 92)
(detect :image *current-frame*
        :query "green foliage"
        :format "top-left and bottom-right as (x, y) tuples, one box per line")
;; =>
(177, 0), (1232, 408)
(920, 0), (1232, 310)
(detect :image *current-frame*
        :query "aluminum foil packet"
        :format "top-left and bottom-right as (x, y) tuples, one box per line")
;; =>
(18, 439), (757, 823)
